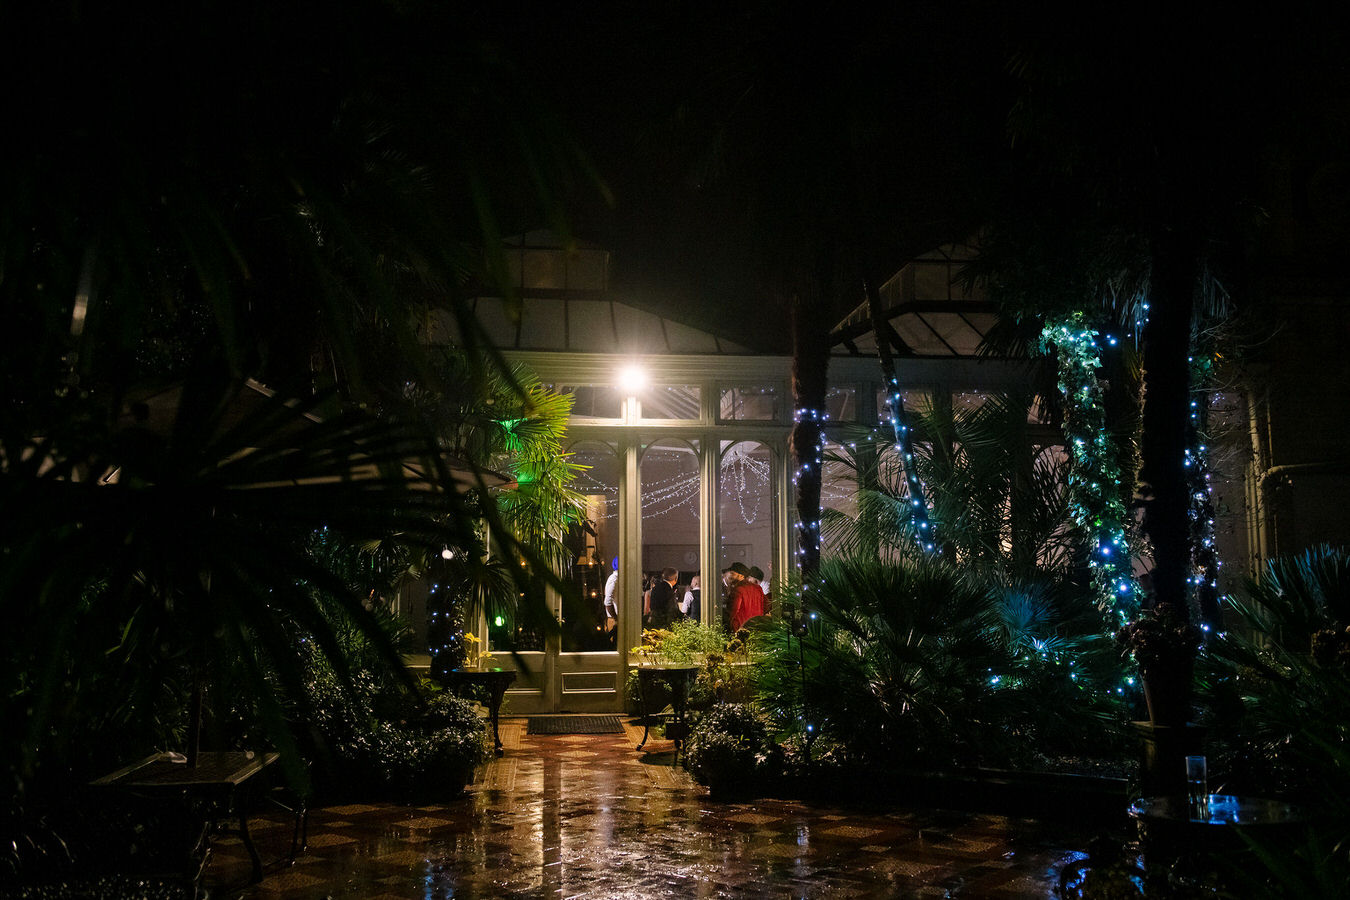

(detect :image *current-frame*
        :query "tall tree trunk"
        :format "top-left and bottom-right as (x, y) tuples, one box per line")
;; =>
(1139, 230), (1198, 617)
(791, 289), (830, 587)
(1189, 386), (1222, 627)
(865, 277), (935, 554)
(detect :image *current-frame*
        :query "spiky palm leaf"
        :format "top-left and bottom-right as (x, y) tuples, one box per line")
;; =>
(1202, 545), (1350, 808)
(1236, 544), (1350, 649)
(756, 555), (1002, 768)
(821, 391), (1073, 575)
(0, 364), (541, 796)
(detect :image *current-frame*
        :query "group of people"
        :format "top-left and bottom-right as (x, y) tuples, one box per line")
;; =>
(602, 559), (769, 632)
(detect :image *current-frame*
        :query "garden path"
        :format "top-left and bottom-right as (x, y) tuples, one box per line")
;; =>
(212, 718), (1087, 898)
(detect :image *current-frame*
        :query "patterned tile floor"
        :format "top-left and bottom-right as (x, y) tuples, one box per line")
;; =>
(208, 719), (1094, 898)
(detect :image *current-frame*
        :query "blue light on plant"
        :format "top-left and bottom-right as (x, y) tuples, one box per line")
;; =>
(1040, 314), (1139, 622)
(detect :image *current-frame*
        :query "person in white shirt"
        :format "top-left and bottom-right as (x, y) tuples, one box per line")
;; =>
(681, 574), (701, 620)
(603, 558), (619, 630)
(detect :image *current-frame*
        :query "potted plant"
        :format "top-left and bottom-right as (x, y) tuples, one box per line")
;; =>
(1116, 602), (1204, 727)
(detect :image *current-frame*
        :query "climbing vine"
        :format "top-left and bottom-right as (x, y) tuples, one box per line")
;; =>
(1040, 313), (1140, 625)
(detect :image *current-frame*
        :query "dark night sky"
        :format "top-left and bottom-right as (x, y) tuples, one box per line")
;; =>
(474, 3), (1017, 352)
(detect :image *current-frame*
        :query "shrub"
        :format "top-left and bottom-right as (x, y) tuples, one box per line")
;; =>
(757, 556), (1128, 772)
(1198, 546), (1350, 895)
(303, 661), (489, 801)
(685, 703), (780, 794)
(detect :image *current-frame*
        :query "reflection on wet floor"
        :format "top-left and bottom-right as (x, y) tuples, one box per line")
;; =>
(211, 718), (1086, 898)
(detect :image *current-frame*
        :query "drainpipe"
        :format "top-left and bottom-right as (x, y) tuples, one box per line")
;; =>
(1258, 461), (1350, 489)
(1255, 461), (1350, 562)
(1246, 385), (1273, 563)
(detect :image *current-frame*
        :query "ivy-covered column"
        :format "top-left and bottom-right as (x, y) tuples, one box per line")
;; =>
(1041, 313), (1140, 626)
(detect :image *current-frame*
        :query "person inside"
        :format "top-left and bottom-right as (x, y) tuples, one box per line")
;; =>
(681, 574), (701, 621)
(642, 572), (655, 624)
(748, 565), (769, 613)
(603, 558), (619, 634)
(724, 562), (764, 631)
(648, 566), (678, 629)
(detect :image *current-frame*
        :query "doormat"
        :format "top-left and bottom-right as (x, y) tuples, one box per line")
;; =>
(527, 715), (624, 735)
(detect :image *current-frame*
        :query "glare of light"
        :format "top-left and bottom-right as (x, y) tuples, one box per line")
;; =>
(441, 546), (454, 560)
(618, 364), (647, 393)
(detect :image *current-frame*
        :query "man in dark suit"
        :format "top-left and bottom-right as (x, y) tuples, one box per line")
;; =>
(648, 566), (679, 629)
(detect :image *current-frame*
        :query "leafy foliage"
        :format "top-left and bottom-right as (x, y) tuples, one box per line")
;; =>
(625, 621), (752, 714)
(1239, 545), (1350, 649)
(1202, 546), (1350, 800)
(1, 370), (484, 797)
(408, 355), (585, 646)
(303, 659), (490, 801)
(1, 1), (600, 832)
(757, 555), (1126, 772)
(822, 391), (1074, 573)
(685, 703), (781, 792)
(1117, 603), (1203, 678)
(1198, 545), (1350, 894)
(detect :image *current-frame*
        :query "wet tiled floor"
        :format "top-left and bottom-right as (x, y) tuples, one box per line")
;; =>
(210, 719), (1089, 898)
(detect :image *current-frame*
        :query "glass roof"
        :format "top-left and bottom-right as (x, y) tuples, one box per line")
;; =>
(423, 231), (752, 355)
(831, 244), (998, 358)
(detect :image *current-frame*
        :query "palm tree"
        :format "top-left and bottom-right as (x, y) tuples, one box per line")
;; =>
(0, 2), (600, 817)
(404, 354), (588, 654)
(614, 3), (1006, 593)
(822, 391), (1074, 573)
(971, 4), (1321, 627)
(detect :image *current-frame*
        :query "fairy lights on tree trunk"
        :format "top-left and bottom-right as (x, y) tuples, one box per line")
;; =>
(866, 277), (937, 554)
(1040, 313), (1139, 625)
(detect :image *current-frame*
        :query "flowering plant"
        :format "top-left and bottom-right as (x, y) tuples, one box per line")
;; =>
(631, 627), (673, 664)
(462, 631), (495, 668)
(1115, 602), (1203, 676)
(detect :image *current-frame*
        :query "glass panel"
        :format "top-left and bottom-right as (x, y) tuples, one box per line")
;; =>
(820, 440), (855, 561)
(876, 387), (932, 423)
(825, 384), (858, 423)
(640, 440), (701, 630)
(518, 297), (566, 349)
(642, 384), (701, 420)
(1032, 444), (1073, 570)
(521, 247), (566, 290)
(1029, 393), (1054, 425)
(562, 442), (621, 651)
(487, 573), (548, 653)
(718, 441), (775, 631)
(952, 389), (989, 416)
(719, 384), (781, 421)
(566, 248), (609, 290)
(548, 384), (623, 419)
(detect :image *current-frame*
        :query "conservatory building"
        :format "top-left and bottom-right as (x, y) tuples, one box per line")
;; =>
(412, 236), (1048, 714)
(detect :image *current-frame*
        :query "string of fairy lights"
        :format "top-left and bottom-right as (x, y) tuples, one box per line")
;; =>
(880, 374), (936, 553)
(571, 444), (775, 525)
(1035, 312), (1227, 635)
(1188, 348), (1223, 632)
(427, 320), (1226, 714)
(1039, 314), (1140, 626)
